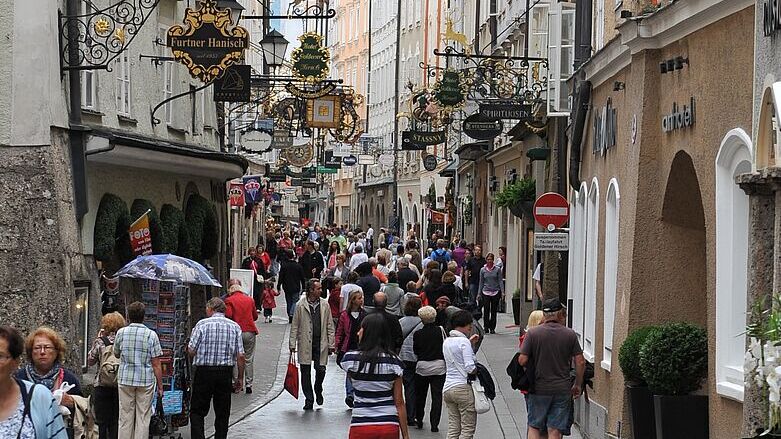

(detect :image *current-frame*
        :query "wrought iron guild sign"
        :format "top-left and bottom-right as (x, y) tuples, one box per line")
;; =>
(60, 0), (161, 70)
(291, 32), (331, 83)
(433, 70), (467, 110)
(166, 0), (249, 83)
(402, 131), (447, 150)
(462, 113), (504, 140)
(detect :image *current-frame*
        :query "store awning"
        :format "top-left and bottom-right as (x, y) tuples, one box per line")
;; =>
(85, 127), (248, 180)
(455, 142), (491, 161)
(439, 160), (458, 177)
(358, 177), (394, 189)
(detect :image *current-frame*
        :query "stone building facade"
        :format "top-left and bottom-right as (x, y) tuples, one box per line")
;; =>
(0, 0), (246, 369)
(568, 1), (754, 437)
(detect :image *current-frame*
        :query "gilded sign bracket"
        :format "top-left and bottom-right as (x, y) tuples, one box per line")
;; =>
(59, 0), (161, 71)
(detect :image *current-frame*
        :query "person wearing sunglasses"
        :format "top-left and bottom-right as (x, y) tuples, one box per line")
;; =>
(0, 325), (67, 439)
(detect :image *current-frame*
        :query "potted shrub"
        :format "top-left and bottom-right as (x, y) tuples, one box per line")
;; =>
(495, 177), (536, 219)
(639, 322), (709, 439)
(618, 326), (658, 439)
(511, 289), (522, 325)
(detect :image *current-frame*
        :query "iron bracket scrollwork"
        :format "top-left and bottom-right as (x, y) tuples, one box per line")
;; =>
(139, 54), (175, 67)
(242, 4), (336, 20)
(59, 0), (161, 71)
(151, 80), (214, 126)
(432, 45), (549, 104)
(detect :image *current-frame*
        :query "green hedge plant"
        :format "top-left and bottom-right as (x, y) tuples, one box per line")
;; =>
(494, 177), (536, 208)
(618, 326), (657, 385)
(638, 322), (708, 395)
(160, 204), (190, 257)
(185, 194), (218, 262)
(93, 193), (132, 265)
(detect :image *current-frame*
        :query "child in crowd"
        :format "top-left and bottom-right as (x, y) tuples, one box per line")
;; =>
(262, 279), (279, 323)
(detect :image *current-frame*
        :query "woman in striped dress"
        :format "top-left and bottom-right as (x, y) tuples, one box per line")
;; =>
(340, 313), (411, 439)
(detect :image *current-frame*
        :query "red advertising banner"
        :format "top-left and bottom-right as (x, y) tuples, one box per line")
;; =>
(229, 182), (245, 207)
(430, 210), (446, 225)
(129, 211), (153, 256)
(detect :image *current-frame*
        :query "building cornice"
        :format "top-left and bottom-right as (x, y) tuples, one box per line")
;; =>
(581, 0), (753, 88)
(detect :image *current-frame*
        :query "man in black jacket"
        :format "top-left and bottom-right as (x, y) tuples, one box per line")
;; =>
(372, 292), (403, 354)
(354, 262), (380, 308)
(277, 250), (306, 323)
(299, 241), (325, 280)
(396, 259), (419, 291)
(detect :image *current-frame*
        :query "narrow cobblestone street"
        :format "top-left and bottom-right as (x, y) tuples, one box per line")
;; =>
(205, 295), (584, 438)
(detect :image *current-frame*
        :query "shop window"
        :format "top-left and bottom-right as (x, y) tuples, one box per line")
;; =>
(602, 179), (619, 371)
(715, 128), (752, 402)
(547, 1), (576, 116)
(583, 179), (599, 362)
(757, 84), (781, 169)
(569, 183), (588, 347)
(74, 282), (90, 371)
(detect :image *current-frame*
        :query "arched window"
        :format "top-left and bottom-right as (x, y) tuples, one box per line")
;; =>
(569, 183), (588, 348)
(602, 179), (620, 371)
(715, 128), (752, 402)
(584, 179), (599, 362)
(756, 84), (781, 169)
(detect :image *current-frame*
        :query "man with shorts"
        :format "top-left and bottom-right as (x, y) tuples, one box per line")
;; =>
(518, 298), (585, 439)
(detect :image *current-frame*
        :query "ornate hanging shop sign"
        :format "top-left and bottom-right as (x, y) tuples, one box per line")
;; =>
(283, 144), (315, 167)
(478, 101), (532, 120)
(433, 69), (466, 110)
(167, 0), (249, 83)
(462, 113), (504, 140)
(307, 95), (342, 128)
(286, 82), (338, 99)
(401, 130), (447, 150)
(214, 65), (251, 102)
(291, 32), (330, 83)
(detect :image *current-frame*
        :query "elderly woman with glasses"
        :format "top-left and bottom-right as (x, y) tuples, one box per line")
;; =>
(15, 327), (83, 412)
(0, 325), (68, 439)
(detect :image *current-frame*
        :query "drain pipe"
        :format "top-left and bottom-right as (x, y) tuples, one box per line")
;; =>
(568, 80), (591, 191)
(67, 0), (89, 222)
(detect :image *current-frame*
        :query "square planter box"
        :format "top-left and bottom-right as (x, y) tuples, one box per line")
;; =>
(627, 384), (656, 439)
(653, 394), (708, 439)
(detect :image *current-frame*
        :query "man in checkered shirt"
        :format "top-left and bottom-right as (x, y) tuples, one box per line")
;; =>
(188, 297), (246, 439)
(113, 301), (164, 439)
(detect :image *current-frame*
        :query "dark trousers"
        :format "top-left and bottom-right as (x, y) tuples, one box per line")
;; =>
(285, 290), (300, 317)
(92, 386), (118, 439)
(190, 366), (233, 439)
(414, 373), (445, 428)
(402, 361), (417, 423)
(301, 344), (326, 403)
(482, 293), (501, 331)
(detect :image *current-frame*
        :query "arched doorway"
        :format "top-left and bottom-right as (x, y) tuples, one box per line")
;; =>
(656, 151), (707, 327)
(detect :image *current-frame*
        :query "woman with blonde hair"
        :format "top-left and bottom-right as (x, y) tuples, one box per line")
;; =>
(88, 312), (127, 439)
(520, 310), (546, 437)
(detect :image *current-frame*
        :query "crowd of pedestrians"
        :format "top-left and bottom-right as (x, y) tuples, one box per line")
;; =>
(0, 221), (585, 439)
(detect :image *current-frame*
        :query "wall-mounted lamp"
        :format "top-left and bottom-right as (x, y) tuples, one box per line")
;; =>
(674, 56), (689, 70)
(613, 81), (625, 91)
(660, 55), (689, 74)
(489, 176), (499, 193)
(660, 62), (668, 74)
(507, 168), (518, 184)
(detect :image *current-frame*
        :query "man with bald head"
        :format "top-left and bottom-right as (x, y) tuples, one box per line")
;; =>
(372, 291), (403, 353)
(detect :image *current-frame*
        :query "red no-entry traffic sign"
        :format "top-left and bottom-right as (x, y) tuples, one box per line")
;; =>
(534, 192), (570, 231)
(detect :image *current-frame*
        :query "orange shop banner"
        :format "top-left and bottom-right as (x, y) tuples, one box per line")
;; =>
(129, 210), (153, 256)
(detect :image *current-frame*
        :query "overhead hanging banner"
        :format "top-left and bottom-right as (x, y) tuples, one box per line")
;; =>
(242, 175), (263, 205)
(228, 183), (245, 207)
(129, 210), (153, 256)
(167, 0), (249, 83)
(214, 65), (251, 102)
(291, 32), (330, 83)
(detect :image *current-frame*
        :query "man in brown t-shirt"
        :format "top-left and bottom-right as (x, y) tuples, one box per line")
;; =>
(519, 298), (585, 439)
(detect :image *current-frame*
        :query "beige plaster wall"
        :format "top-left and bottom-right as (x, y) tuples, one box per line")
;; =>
(578, 7), (754, 437)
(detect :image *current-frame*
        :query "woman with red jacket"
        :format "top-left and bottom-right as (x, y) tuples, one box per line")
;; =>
(335, 290), (367, 407)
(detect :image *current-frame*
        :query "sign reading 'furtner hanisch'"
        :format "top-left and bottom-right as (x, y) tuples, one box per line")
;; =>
(167, 0), (249, 83)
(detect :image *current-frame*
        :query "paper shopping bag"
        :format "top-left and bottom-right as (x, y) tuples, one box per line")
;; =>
(284, 353), (299, 399)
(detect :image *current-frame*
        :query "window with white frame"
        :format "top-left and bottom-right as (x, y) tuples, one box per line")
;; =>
(163, 61), (174, 124)
(584, 179), (599, 362)
(82, 70), (97, 110)
(602, 178), (620, 371)
(569, 184), (588, 347)
(595, 0), (605, 51)
(115, 51), (131, 116)
(530, 4), (549, 58)
(547, 1), (576, 115)
(715, 129), (752, 402)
